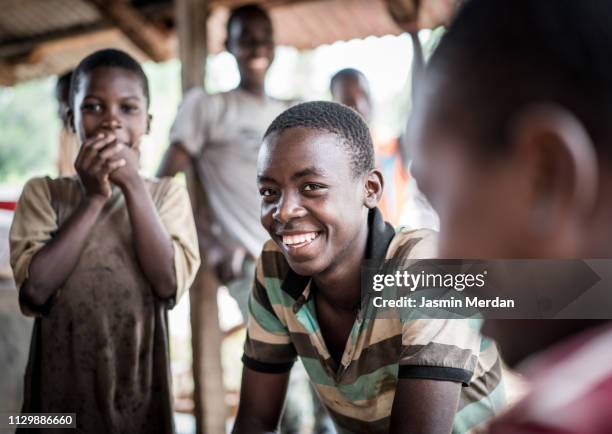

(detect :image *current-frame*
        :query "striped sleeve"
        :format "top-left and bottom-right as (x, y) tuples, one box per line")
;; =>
(391, 229), (480, 385)
(242, 246), (297, 373)
(399, 319), (482, 385)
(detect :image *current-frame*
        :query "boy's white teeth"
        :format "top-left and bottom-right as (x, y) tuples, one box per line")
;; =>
(282, 232), (318, 246)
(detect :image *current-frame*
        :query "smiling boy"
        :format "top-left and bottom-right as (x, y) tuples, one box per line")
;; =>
(232, 101), (505, 434)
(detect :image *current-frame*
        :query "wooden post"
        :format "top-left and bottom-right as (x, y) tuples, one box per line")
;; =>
(86, 0), (173, 62)
(175, 1), (228, 433)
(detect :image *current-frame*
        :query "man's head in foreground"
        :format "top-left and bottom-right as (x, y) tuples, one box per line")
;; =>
(257, 101), (382, 277)
(408, 0), (612, 365)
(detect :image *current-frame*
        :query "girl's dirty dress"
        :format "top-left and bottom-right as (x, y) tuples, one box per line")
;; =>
(10, 176), (200, 434)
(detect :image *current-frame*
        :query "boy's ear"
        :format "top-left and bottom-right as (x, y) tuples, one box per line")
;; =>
(510, 104), (598, 235)
(363, 169), (384, 209)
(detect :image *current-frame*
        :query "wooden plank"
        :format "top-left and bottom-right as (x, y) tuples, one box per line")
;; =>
(188, 262), (226, 434)
(175, 1), (228, 434)
(176, 0), (207, 91)
(0, 62), (18, 86)
(26, 29), (145, 64)
(85, 0), (173, 62)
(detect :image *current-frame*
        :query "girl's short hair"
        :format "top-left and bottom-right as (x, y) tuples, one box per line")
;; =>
(69, 48), (150, 110)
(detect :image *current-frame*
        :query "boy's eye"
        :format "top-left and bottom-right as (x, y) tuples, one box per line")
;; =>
(302, 183), (325, 192)
(121, 104), (141, 114)
(82, 102), (102, 112)
(259, 188), (278, 198)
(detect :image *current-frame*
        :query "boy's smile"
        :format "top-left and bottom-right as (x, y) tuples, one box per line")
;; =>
(257, 127), (371, 278)
(279, 230), (321, 251)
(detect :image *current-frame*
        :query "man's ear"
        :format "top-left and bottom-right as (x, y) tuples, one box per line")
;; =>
(364, 169), (384, 209)
(510, 104), (598, 233)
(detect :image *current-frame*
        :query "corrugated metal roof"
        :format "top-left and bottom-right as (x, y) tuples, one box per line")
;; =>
(0, 0), (100, 41)
(0, 0), (452, 85)
(206, 0), (404, 53)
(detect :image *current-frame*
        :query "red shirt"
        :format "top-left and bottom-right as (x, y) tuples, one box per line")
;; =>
(488, 323), (612, 434)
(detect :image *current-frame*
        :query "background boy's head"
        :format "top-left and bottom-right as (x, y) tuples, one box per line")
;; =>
(410, 0), (612, 260)
(69, 48), (151, 147)
(258, 101), (382, 276)
(408, 0), (612, 364)
(55, 70), (73, 128)
(225, 4), (274, 91)
(330, 68), (373, 124)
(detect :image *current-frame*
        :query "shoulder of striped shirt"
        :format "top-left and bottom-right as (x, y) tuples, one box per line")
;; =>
(257, 239), (294, 289)
(387, 227), (438, 260)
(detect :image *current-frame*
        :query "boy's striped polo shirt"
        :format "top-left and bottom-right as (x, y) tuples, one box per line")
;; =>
(243, 209), (506, 434)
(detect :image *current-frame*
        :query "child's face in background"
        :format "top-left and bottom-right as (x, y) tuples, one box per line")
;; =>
(227, 12), (275, 90)
(258, 128), (371, 277)
(331, 76), (372, 124)
(72, 66), (149, 148)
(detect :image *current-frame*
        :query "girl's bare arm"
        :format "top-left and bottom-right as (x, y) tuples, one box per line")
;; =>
(112, 145), (177, 300)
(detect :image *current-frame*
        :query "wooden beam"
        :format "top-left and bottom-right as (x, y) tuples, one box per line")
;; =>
(26, 29), (142, 64)
(175, 1), (228, 434)
(0, 62), (18, 86)
(176, 0), (208, 90)
(86, 0), (173, 62)
(0, 23), (110, 60)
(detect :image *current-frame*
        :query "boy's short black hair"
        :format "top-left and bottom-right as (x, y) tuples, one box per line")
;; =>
(330, 68), (368, 92)
(56, 70), (73, 100)
(227, 4), (271, 35)
(429, 0), (612, 162)
(264, 101), (374, 176)
(70, 48), (150, 110)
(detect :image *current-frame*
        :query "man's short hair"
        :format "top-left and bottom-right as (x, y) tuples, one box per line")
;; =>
(330, 68), (369, 94)
(428, 0), (612, 162)
(70, 48), (150, 110)
(227, 4), (271, 35)
(264, 101), (374, 176)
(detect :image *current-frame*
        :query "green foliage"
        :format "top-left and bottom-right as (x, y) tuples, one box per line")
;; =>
(0, 78), (59, 182)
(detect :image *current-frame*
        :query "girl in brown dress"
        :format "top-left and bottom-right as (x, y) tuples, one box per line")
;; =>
(10, 49), (200, 434)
